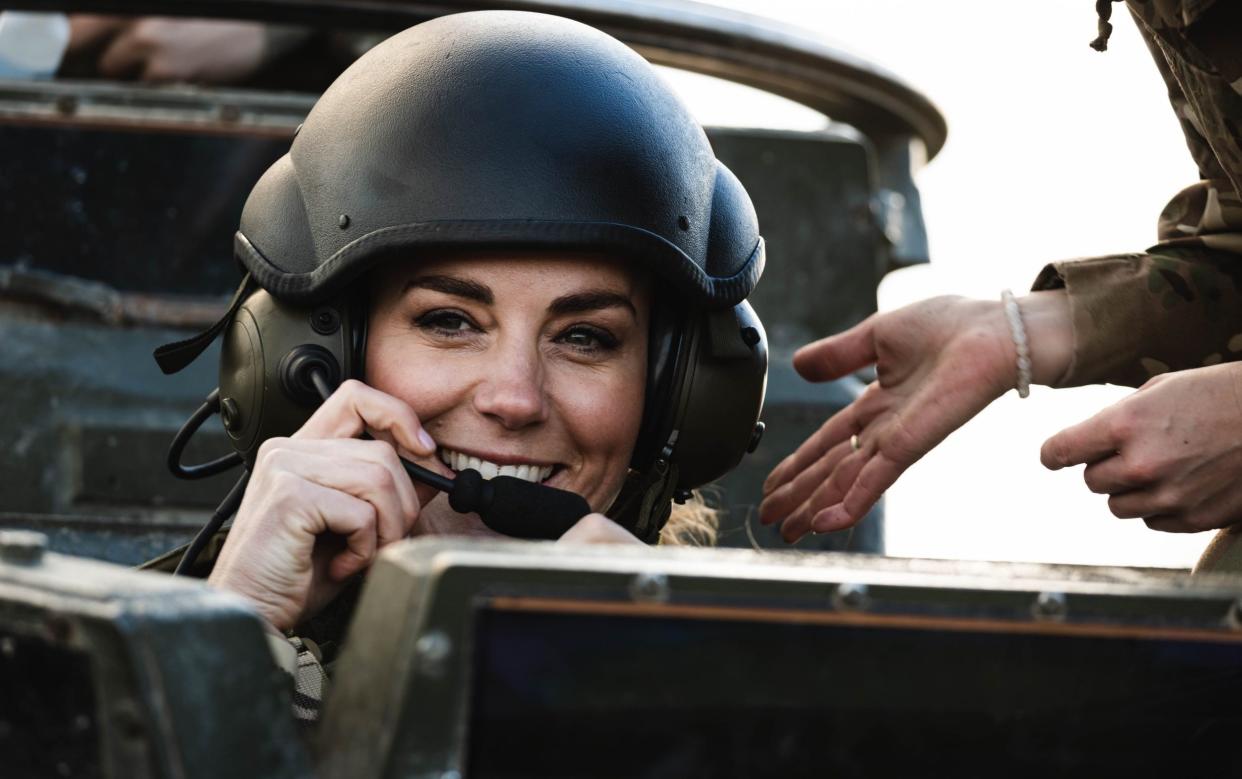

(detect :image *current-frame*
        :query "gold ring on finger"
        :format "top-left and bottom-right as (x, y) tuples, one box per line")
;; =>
(849, 434), (861, 452)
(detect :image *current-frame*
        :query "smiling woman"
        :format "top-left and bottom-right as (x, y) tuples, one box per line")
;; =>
(153, 9), (769, 723)
(366, 253), (651, 538)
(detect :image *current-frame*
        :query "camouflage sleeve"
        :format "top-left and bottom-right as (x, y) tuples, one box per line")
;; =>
(1030, 1), (1242, 388)
(266, 632), (328, 726)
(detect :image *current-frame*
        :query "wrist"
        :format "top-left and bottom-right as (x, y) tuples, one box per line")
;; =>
(1014, 290), (1073, 387)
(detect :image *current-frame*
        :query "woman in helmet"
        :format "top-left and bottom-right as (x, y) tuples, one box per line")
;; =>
(158, 10), (767, 680)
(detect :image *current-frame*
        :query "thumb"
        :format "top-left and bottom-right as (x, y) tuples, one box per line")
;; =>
(793, 317), (877, 382)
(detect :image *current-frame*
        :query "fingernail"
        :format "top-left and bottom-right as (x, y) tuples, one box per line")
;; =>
(418, 428), (436, 452)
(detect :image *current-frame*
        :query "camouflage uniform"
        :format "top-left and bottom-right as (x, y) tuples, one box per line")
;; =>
(1032, 0), (1242, 387)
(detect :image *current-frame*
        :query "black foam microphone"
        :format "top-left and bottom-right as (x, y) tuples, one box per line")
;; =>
(446, 467), (591, 539)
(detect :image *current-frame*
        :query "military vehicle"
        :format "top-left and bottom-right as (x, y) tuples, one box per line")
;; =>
(2, 1), (1241, 776)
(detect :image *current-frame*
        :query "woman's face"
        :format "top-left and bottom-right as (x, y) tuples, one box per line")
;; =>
(366, 252), (651, 537)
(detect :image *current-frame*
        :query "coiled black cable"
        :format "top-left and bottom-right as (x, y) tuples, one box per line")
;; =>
(167, 388), (243, 479)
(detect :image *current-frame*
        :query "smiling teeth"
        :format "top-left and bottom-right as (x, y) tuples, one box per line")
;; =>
(438, 449), (554, 483)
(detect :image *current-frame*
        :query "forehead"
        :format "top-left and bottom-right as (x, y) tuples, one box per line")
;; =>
(373, 251), (650, 298)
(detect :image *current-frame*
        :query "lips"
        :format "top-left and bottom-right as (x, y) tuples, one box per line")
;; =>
(438, 447), (556, 484)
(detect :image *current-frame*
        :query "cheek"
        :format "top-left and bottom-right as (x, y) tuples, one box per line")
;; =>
(553, 358), (646, 467)
(364, 332), (467, 429)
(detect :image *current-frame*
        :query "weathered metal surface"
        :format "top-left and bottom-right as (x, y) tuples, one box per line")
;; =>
(0, 541), (310, 778)
(321, 539), (1242, 778)
(4, 0), (947, 156)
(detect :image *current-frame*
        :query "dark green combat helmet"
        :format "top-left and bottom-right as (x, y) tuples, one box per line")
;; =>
(162, 10), (768, 542)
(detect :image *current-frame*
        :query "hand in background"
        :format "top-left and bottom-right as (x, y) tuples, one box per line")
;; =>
(68, 15), (266, 83)
(760, 291), (1072, 543)
(1041, 362), (1242, 532)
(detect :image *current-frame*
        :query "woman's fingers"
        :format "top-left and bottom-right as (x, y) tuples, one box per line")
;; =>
(812, 453), (902, 533)
(760, 439), (852, 525)
(780, 448), (868, 543)
(296, 379), (436, 460)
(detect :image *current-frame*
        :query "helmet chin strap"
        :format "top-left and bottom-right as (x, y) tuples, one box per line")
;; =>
(608, 458), (680, 544)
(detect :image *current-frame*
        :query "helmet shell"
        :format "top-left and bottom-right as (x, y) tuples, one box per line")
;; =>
(236, 11), (763, 306)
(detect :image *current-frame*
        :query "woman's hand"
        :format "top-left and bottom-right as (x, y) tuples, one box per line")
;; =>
(759, 292), (1073, 543)
(557, 513), (646, 546)
(1041, 362), (1242, 532)
(207, 381), (439, 633)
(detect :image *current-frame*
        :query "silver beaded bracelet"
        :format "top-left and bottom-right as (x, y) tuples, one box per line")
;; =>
(1000, 289), (1031, 398)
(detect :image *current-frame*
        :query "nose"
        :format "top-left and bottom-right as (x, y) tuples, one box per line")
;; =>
(471, 339), (549, 430)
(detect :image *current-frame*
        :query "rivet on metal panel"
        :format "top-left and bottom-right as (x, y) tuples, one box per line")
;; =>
(0, 530), (47, 564)
(1033, 591), (1067, 621)
(629, 572), (671, 604)
(415, 630), (452, 677)
(338, 214), (351, 229)
(833, 582), (870, 611)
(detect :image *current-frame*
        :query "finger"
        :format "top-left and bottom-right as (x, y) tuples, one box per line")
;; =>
(97, 29), (152, 79)
(760, 400), (869, 496)
(760, 439), (851, 525)
(269, 476), (381, 582)
(781, 449), (868, 543)
(296, 379), (436, 458)
(259, 441), (411, 547)
(1040, 414), (1119, 470)
(1143, 515), (1198, 533)
(812, 452), (902, 533)
(1107, 489), (1171, 520)
(262, 437), (425, 524)
(1081, 455), (1152, 495)
(792, 318), (877, 383)
(315, 490), (380, 581)
(67, 15), (126, 51)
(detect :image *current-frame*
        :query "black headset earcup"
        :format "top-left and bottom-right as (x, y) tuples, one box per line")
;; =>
(665, 302), (767, 489)
(218, 290), (353, 465)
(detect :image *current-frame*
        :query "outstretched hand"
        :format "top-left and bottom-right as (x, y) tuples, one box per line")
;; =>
(1041, 362), (1242, 532)
(759, 295), (1045, 543)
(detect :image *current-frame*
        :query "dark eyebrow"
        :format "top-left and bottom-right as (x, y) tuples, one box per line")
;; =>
(403, 275), (493, 304)
(548, 291), (637, 318)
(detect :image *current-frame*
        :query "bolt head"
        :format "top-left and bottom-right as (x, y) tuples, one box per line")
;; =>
(629, 572), (671, 604)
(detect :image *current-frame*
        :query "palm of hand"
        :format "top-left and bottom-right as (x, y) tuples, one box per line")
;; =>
(760, 296), (1016, 542)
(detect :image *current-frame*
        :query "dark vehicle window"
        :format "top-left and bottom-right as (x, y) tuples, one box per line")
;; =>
(0, 124), (287, 297)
